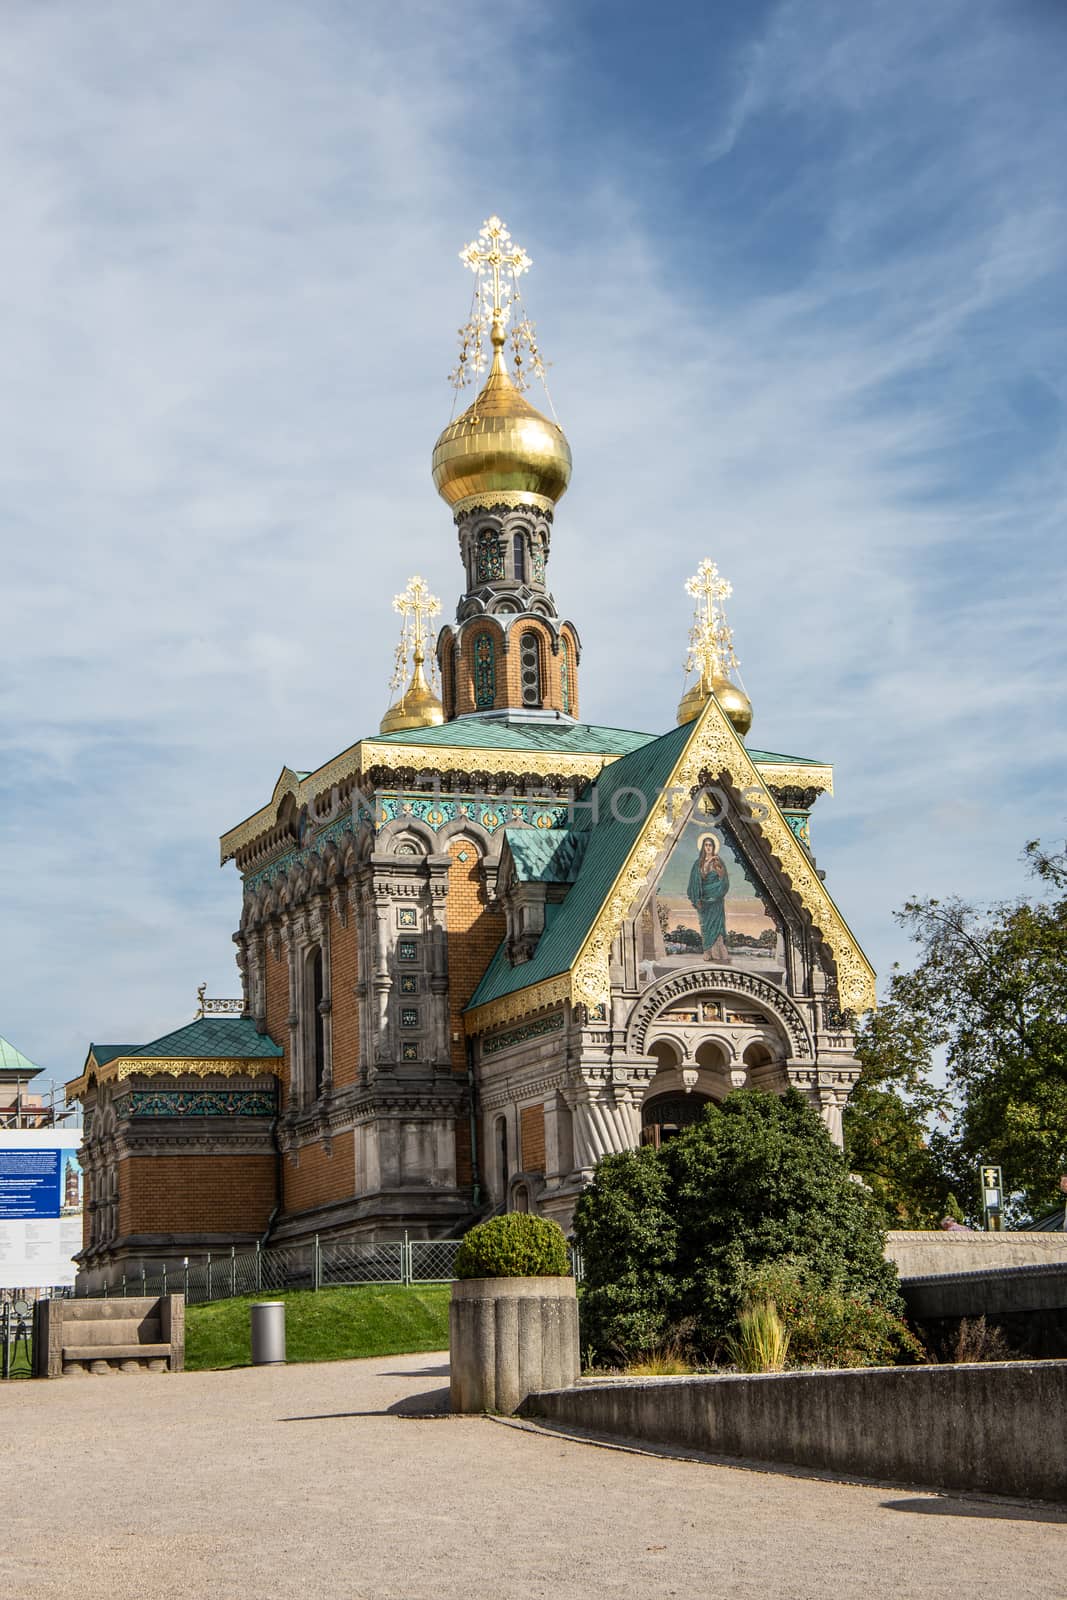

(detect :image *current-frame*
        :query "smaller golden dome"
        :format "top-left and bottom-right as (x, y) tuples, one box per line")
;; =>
(380, 648), (444, 735)
(677, 673), (753, 737)
(432, 322), (572, 515)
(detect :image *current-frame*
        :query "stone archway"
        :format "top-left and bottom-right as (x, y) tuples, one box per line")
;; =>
(640, 1089), (713, 1149)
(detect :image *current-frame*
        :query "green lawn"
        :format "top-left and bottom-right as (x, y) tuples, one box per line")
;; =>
(185, 1284), (451, 1371)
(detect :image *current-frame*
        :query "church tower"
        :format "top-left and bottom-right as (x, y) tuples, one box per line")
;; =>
(431, 218), (581, 722)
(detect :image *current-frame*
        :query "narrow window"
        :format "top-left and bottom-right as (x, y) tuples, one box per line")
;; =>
(309, 946), (325, 1099)
(496, 1114), (509, 1197)
(560, 635), (571, 715)
(474, 632), (496, 709)
(520, 631), (542, 707)
(513, 532), (526, 583)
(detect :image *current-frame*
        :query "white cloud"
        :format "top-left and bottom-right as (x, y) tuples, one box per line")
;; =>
(0, 0), (1064, 1089)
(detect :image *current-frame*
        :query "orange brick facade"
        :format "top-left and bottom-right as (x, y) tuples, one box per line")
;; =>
(118, 1154), (276, 1236)
(265, 936), (291, 1105)
(444, 617), (579, 720)
(283, 1133), (355, 1214)
(520, 1104), (546, 1174)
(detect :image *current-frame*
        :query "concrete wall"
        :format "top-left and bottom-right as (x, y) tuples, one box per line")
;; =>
(902, 1262), (1067, 1360)
(520, 1362), (1067, 1502)
(886, 1229), (1067, 1277)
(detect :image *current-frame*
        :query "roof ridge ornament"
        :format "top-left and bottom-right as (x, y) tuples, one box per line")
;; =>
(677, 558), (753, 735)
(380, 576), (445, 735)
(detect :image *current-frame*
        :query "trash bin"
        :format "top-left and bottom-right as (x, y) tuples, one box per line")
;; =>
(250, 1301), (286, 1365)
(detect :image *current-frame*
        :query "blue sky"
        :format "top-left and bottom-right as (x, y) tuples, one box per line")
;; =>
(1, 0), (1065, 1094)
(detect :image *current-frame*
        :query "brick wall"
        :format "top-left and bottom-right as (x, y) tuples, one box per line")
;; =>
(117, 1154), (276, 1235)
(330, 902), (360, 1087)
(265, 936), (291, 1106)
(283, 1133), (356, 1215)
(520, 1104), (546, 1173)
(446, 838), (506, 1074)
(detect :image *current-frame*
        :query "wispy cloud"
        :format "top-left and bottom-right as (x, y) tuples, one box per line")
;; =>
(0, 0), (1064, 1086)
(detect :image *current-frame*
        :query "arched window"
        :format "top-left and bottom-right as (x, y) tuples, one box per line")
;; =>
(520, 631), (542, 707)
(476, 528), (504, 583)
(473, 632), (496, 709)
(560, 634), (571, 715)
(496, 1114), (509, 1197)
(513, 532), (526, 583)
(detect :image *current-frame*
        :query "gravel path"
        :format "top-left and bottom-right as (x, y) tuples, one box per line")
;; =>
(2, 1352), (1063, 1599)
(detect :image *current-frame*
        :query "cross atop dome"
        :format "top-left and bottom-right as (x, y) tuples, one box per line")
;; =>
(677, 559), (753, 735)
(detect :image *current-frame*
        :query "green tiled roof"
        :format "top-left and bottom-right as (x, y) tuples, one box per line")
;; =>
(89, 1045), (138, 1067)
(748, 747), (828, 767)
(468, 720), (693, 1011)
(0, 1034), (41, 1076)
(125, 1017), (283, 1062)
(372, 717), (653, 756)
(505, 827), (588, 883)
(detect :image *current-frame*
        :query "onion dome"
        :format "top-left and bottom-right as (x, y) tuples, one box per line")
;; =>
(677, 672), (753, 736)
(432, 321), (572, 515)
(380, 645), (444, 735)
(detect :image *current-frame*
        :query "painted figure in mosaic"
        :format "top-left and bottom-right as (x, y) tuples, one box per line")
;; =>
(688, 832), (731, 963)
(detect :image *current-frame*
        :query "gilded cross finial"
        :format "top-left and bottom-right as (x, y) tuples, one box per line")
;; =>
(450, 215), (549, 393)
(380, 576), (445, 734)
(684, 559), (740, 683)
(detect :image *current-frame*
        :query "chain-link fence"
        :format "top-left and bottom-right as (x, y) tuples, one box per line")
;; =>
(75, 1234), (463, 1305)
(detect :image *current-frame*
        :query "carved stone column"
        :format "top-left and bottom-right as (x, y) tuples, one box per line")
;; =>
(563, 1083), (641, 1172)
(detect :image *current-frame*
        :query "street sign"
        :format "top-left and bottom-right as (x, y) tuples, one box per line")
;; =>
(978, 1163), (1003, 1232)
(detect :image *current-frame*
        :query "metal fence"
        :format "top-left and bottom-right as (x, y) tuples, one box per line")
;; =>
(75, 1234), (464, 1304)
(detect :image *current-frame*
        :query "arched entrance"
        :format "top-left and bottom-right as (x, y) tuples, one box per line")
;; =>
(640, 1090), (713, 1149)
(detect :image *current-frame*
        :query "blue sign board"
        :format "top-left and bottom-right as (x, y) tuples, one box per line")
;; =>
(0, 1147), (62, 1219)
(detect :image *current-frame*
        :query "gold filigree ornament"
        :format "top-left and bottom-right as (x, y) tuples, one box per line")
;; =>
(570, 692), (875, 1017)
(66, 1056), (284, 1099)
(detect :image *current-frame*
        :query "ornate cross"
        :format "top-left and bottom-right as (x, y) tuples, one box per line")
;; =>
(459, 215), (532, 320)
(450, 215), (547, 392)
(684, 558), (740, 682)
(390, 575), (442, 692)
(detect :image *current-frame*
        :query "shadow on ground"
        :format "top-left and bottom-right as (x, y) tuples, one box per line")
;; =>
(281, 1384), (452, 1422)
(882, 1496), (1067, 1524)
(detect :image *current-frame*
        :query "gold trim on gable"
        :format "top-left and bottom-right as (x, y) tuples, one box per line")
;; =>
(464, 975), (571, 1034)
(754, 761), (834, 795)
(571, 695), (874, 1015)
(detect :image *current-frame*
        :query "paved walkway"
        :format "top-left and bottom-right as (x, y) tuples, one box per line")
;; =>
(2, 1353), (1063, 1599)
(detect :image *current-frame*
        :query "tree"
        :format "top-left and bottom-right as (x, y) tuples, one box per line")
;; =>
(850, 839), (1067, 1224)
(573, 1089), (901, 1362)
(844, 1004), (957, 1228)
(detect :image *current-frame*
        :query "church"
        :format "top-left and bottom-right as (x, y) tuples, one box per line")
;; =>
(67, 218), (875, 1285)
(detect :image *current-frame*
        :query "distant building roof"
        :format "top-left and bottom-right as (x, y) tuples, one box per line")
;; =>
(0, 1034), (42, 1084)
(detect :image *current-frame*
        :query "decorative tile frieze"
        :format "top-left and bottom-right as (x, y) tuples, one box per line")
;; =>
(483, 1011), (565, 1057)
(129, 1089), (277, 1118)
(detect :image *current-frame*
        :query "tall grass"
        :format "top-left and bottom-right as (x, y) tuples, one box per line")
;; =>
(724, 1299), (790, 1373)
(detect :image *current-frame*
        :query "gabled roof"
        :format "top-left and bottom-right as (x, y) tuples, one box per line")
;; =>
(68, 1017), (283, 1101)
(466, 693), (874, 1028)
(469, 722), (692, 1015)
(504, 827), (589, 884)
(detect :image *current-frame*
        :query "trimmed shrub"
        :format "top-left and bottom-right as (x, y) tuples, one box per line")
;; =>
(575, 1089), (907, 1364)
(455, 1212), (570, 1279)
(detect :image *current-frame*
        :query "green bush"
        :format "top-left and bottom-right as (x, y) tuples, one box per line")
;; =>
(743, 1261), (925, 1369)
(574, 1089), (906, 1364)
(455, 1211), (570, 1279)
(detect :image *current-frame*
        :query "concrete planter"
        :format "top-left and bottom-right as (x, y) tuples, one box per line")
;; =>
(449, 1275), (579, 1414)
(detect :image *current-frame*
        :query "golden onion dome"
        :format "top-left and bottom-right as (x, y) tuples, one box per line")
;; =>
(677, 673), (753, 738)
(432, 323), (572, 515)
(379, 647), (444, 735)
